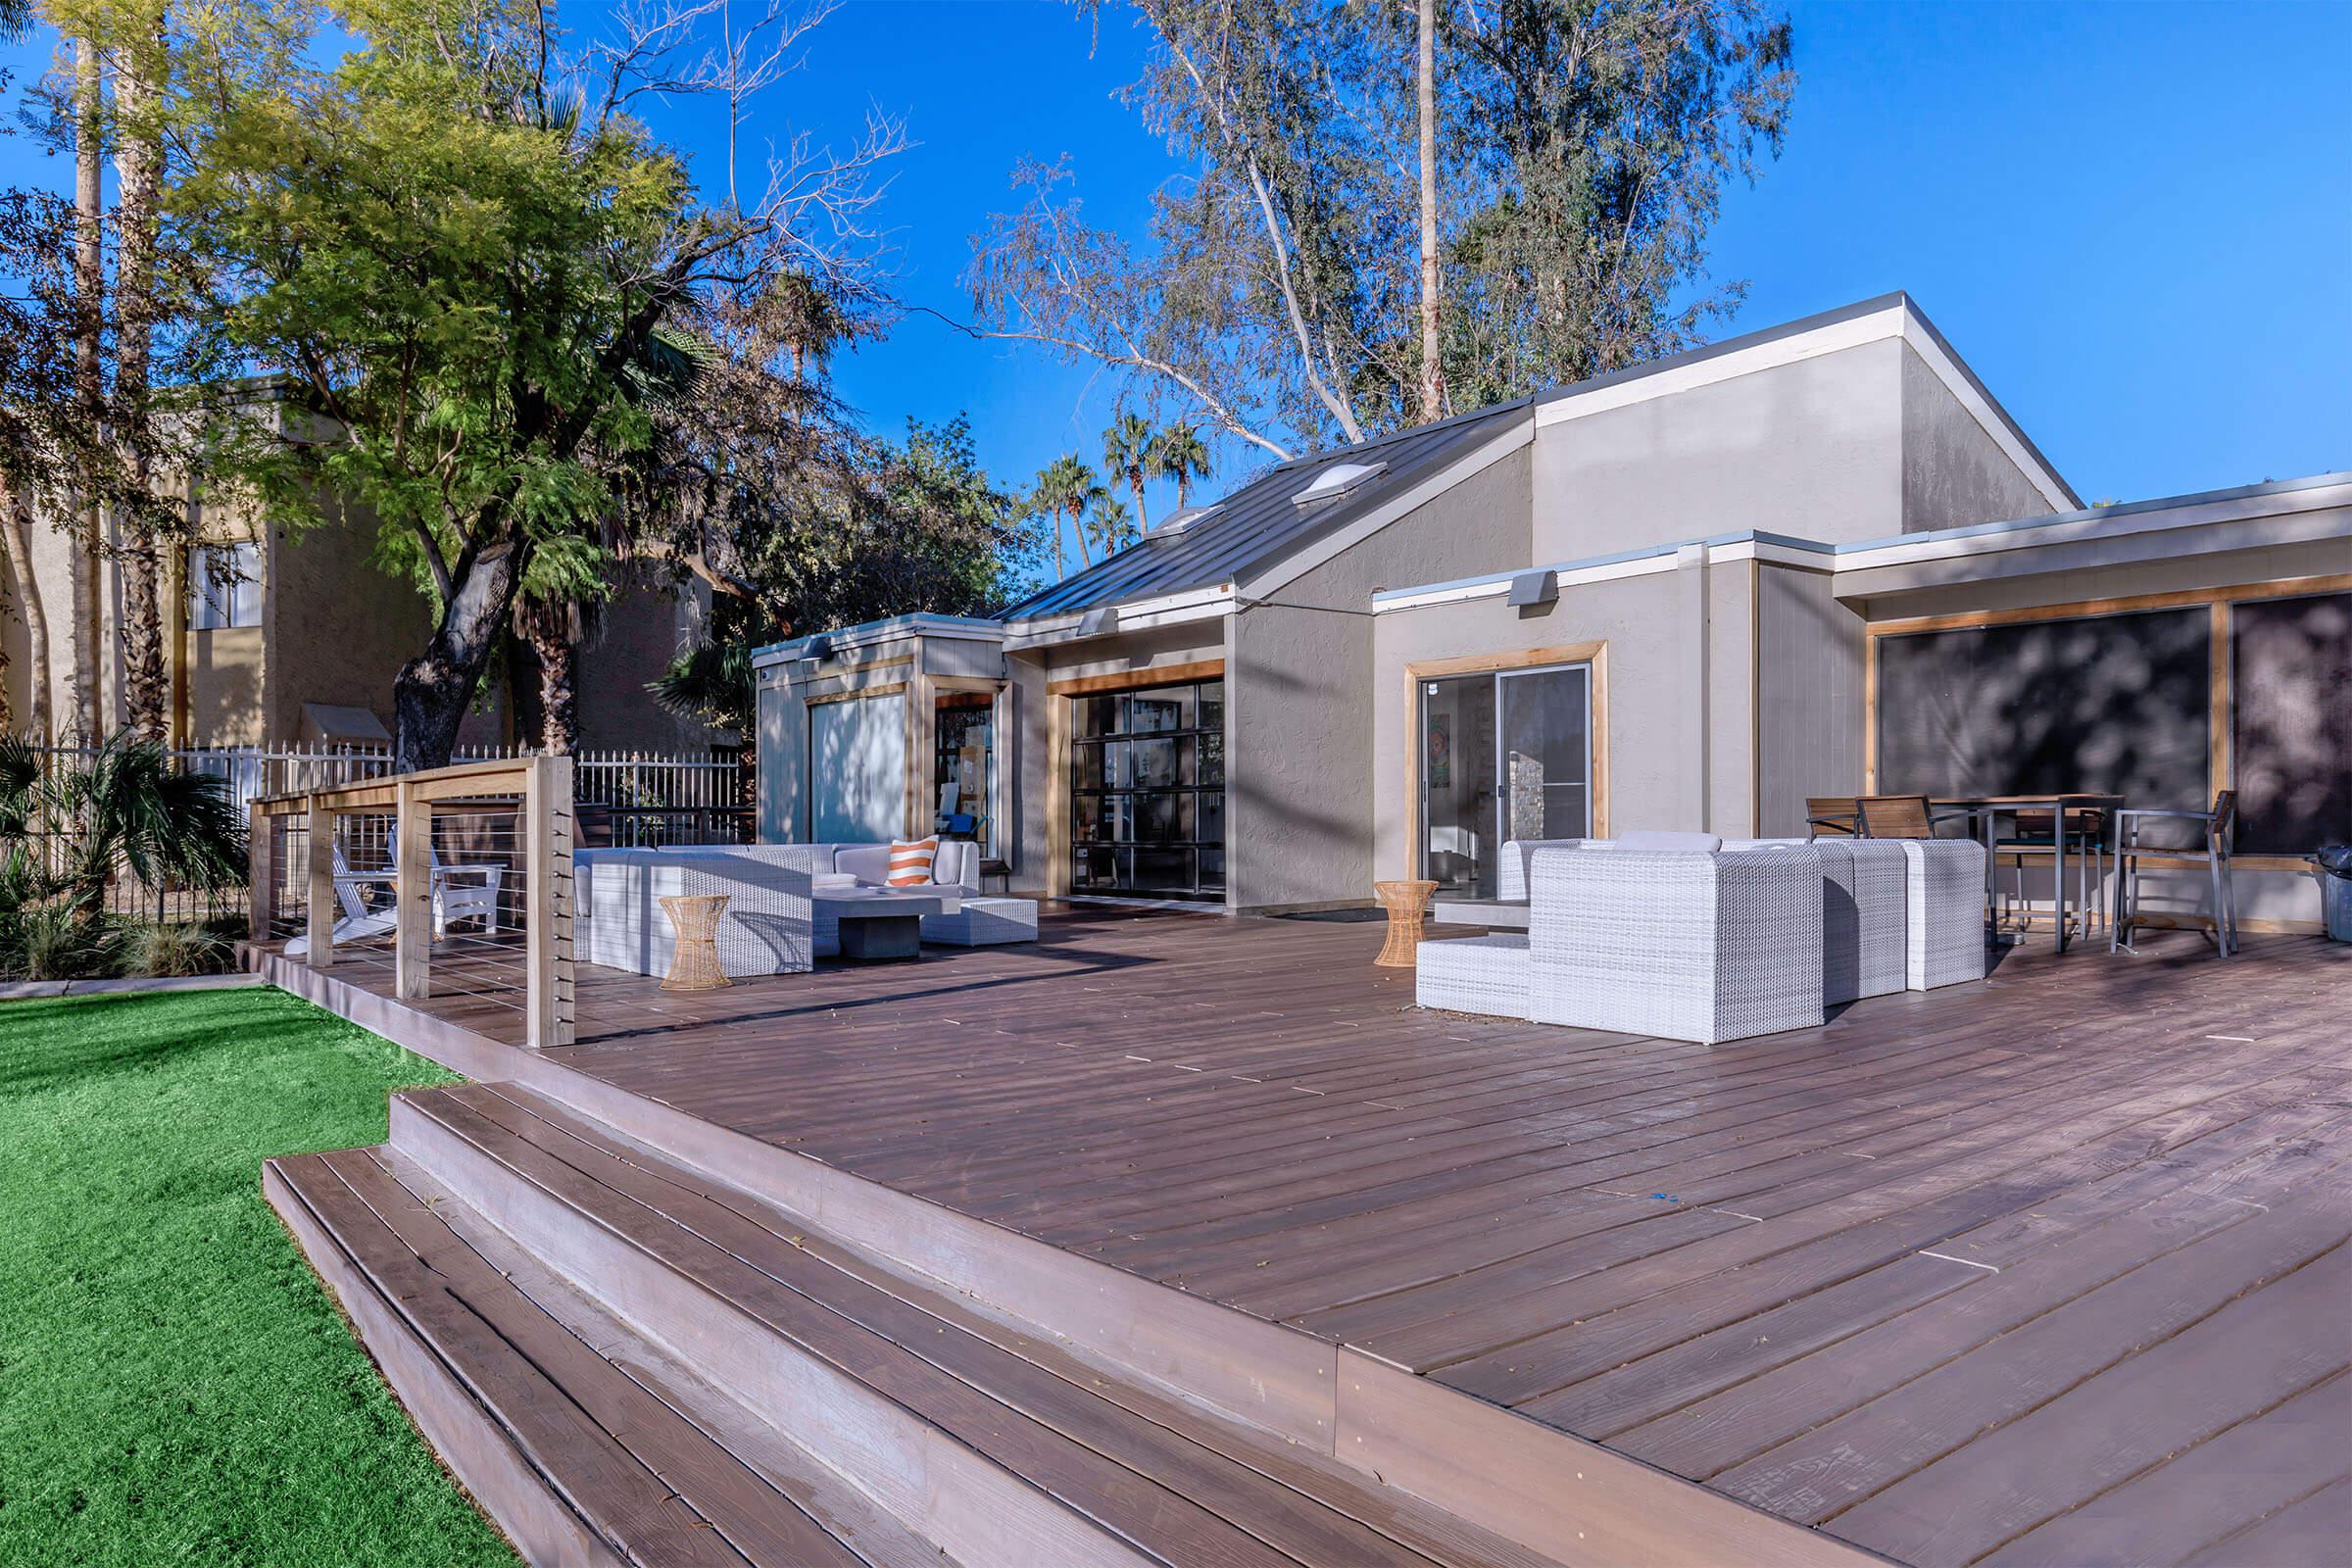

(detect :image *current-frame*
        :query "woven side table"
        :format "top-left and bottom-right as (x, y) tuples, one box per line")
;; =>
(658, 893), (733, 991)
(1373, 879), (1439, 967)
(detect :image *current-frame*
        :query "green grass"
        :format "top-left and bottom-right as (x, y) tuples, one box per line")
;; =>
(0, 988), (516, 1567)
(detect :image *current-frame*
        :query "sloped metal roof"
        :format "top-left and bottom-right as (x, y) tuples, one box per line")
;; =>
(1001, 399), (1532, 621)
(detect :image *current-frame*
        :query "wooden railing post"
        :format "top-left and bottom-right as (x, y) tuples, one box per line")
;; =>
(249, 808), (276, 943)
(395, 777), (431, 1001)
(524, 754), (575, 1050)
(305, 797), (334, 970)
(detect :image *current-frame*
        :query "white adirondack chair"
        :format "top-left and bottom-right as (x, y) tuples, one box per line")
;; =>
(283, 836), (503, 956)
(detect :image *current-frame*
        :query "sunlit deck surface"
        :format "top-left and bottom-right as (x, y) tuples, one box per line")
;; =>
(290, 907), (2352, 1567)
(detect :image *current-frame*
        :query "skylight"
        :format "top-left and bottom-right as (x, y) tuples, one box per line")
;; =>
(1145, 502), (1222, 538)
(1292, 460), (1387, 507)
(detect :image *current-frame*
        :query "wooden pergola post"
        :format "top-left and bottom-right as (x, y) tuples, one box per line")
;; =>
(304, 798), (335, 970)
(395, 776), (431, 1002)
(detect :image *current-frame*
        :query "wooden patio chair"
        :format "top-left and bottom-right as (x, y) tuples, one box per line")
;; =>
(1805, 796), (1860, 839)
(2113, 790), (2239, 958)
(1854, 794), (1971, 840)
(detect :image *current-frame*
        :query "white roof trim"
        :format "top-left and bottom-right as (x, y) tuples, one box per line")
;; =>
(1534, 299), (2075, 513)
(1003, 583), (1234, 650)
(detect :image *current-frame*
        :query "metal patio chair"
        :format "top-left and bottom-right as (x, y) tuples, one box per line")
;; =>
(1805, 796), (1860, 839)
(1854, 794), (1973, 840)
(2113, 790), (2239, 958)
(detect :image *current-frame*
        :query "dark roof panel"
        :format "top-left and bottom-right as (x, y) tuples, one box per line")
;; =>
(1001, 400), (1530, 620)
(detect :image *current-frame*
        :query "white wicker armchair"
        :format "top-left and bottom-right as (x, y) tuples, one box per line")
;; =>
(1900, 839), (1989, 990)
(1722, 838), (1910, 1006)
(1525, 844), (1826, 1045)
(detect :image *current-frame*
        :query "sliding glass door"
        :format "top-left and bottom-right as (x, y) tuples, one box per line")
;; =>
(1419, 662), (1592, 901)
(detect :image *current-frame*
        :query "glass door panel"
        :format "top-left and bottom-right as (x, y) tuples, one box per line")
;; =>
(1420, 675), (1497, 898)
(1499, 665), (1591, 844)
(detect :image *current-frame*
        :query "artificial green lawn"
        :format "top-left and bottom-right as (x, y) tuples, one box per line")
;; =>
(0, 987), (516, 1567)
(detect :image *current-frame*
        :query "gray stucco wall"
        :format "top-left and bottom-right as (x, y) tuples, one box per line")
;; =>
(1229, 445), (1533, 911)
(1370, 551), (1755, 884)
(1899, 343), (2056, 533)
(1755, 564), (1867, 837)
(1532, 339), (1906, 562)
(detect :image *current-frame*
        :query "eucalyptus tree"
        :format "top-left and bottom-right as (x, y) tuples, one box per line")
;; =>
(967, 0), (1793, 458)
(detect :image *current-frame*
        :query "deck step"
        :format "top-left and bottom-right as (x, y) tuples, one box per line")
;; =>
(265, 1147), (943, 1568)
(359, 1078), (1562, 1568)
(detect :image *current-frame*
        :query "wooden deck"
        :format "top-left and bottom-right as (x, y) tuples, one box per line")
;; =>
(275, 908), (2352, 1568)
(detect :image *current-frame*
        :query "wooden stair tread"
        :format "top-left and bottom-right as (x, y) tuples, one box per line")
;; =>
(268, 1149), (882, 1568)
(403, 1079), (1556, 1568)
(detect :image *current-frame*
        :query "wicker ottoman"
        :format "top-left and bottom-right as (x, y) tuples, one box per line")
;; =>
(1415, 935), (1533, 1018)
(1901, 839), (1989, 991)
(919, 896), (1040, 947)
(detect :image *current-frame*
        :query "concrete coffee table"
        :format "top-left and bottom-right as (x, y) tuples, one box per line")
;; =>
(815, 887), (956, 961)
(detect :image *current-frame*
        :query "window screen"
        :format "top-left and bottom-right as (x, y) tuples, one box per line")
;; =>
(1875, 609), (2210, 832)
(2231, 591), (2352, 856)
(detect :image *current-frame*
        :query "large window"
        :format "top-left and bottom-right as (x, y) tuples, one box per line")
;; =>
(1069, 678), (1224, 898)
(188, 541), (262, 630)
(1420, 662), (1592, 901)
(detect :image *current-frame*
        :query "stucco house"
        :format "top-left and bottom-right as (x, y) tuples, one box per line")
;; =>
(754, 294), (2351, 931)
(2, 472), (730, 757)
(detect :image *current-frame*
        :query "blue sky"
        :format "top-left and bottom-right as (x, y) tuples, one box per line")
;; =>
(5, 0), (2346, 541)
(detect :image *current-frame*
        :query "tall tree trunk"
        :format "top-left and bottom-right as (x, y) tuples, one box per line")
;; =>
(1416, 0), (1443, 423)
(113, 6), (168, 742)
(0, 483), (52, 742)
(516, 594), (576, 755)
(70, 33), (106, 742)
(393, 538), (529, 772)
(0, 482), (52, 742)
(1052, 506), (1063, 581)
(1129, 472), (1150, 534)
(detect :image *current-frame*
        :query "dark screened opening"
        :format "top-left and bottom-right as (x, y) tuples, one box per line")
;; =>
(2232, 591), (2352, 856)
(1875, 608), (2212, 849)
(1070, 678), (1225, 899)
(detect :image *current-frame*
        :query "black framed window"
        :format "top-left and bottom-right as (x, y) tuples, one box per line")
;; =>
(1070, 678), (1224, 898)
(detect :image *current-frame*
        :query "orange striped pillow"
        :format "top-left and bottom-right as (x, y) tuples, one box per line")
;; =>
(885, 837), (939, 887)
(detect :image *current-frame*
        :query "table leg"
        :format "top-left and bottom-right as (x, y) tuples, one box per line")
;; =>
(2052, 800), (2069, 954)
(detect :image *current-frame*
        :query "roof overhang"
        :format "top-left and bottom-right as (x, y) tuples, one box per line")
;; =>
(1372, 472), (2352, 613)
(751, 612), (1004, 670)
(1004, 583), (1234, 652)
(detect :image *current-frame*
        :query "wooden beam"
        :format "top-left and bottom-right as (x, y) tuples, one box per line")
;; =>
(524, 755), (570, 1050)
(2209, 600), (2231, 807)
(805, 680), (909, 708)
(1862, 571), (2352, 640)
(1047, 659), (1225, 698)
(1402, 641), (1606, 681)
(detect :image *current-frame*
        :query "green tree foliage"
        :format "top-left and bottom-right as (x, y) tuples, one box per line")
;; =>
(967, 0), (1793, 459)
(174, 0), (903, 769)
(1102, 411), (1155, 533)
(1147, 419), (1212, 509)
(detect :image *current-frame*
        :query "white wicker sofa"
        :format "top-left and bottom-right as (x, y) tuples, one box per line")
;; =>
(574, 845), (815, 979)
(806, 841), (1039, 953)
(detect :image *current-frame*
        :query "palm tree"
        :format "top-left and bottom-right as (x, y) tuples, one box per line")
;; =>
(0, 731), (246, 914)
(1148, 421), (1214, 511)
(1087, 496), (1137, 560)
(1102, 413), (1154, 535)
(1030, 455), (1102, 581)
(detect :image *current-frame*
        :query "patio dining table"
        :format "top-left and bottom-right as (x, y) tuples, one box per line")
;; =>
(1933, 793), (2126, 953)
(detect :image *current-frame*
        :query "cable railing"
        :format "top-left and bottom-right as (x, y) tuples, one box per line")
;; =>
(250, 756), (575, 1050)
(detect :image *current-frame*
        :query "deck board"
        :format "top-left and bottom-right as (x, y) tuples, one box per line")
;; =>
(279, 906), (2352, 1566)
